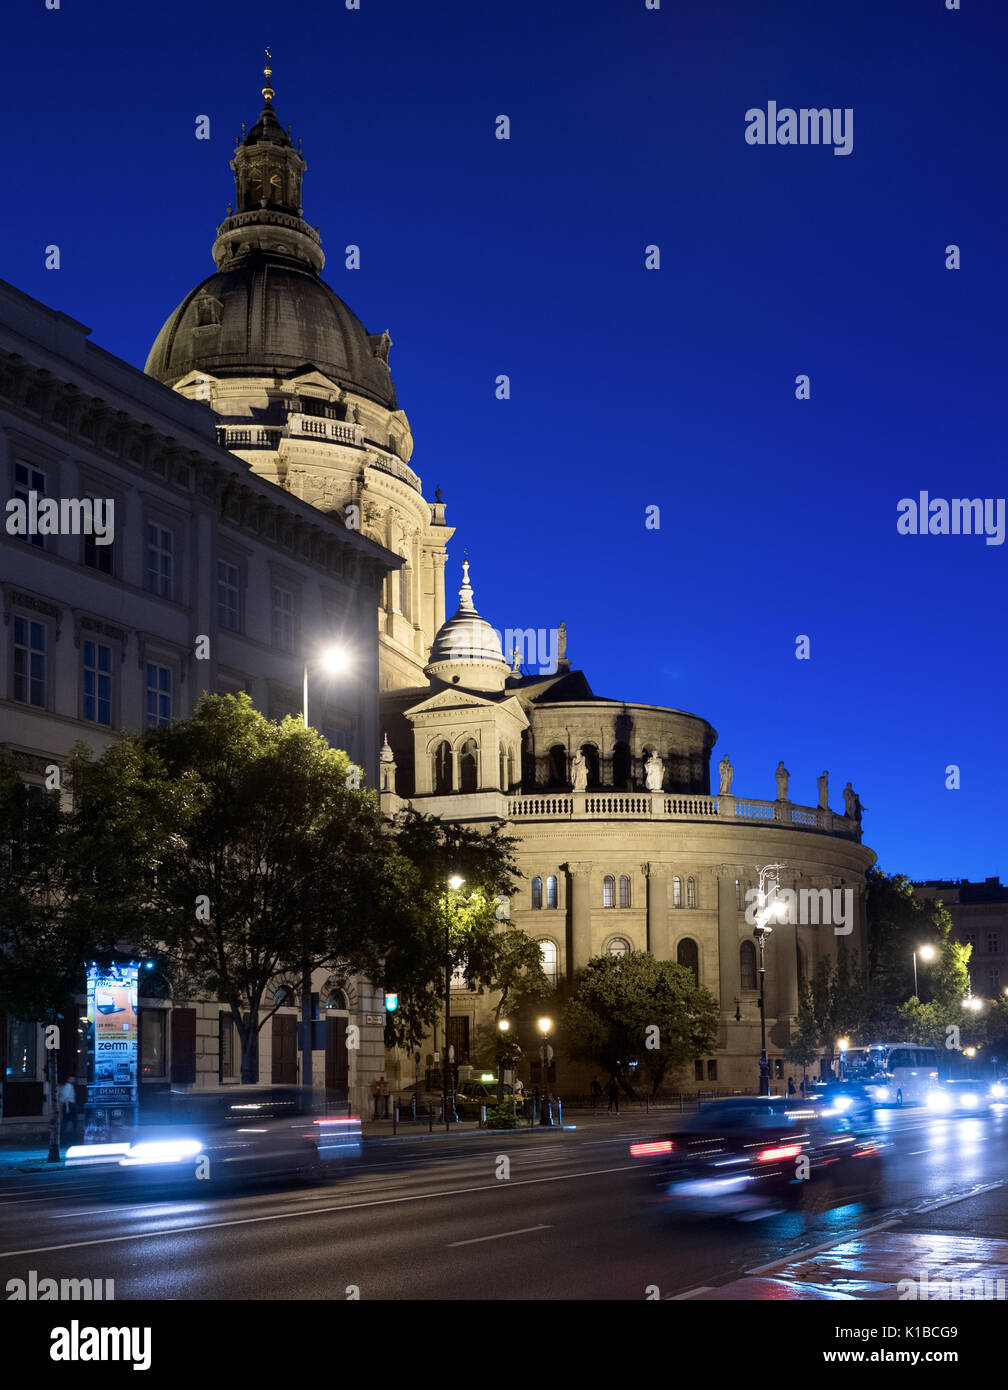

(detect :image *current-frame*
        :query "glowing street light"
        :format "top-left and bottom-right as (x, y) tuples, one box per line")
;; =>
(913, 943), (936, 998)
(442, 874), (466, 1130)
(302, 644), (350, 728)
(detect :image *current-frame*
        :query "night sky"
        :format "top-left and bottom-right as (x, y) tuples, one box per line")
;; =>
(3, 0), (1006, 881)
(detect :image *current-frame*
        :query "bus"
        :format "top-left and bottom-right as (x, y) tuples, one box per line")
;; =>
(841, 1043), (939, 1106)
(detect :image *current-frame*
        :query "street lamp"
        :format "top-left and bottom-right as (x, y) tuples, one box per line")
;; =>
(837, 1036), (849, 1081)
(538, 1017), (553, 1124)
(753, 863), (786, 1096)
(913, 943), (936, 998)
(302, 644), (350, 728)
(443, 875), (465, 1130)
(497, 1018), (510, 1108)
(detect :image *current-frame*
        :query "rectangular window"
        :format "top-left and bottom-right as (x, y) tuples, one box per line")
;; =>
(219, 1010), (236, 1082)
(144, 523), (174, 598)
(82, 640), (112, 726)
(673, 876), (682, 909)
(5, 1018), (37, 1078)
(693, 1059), (703, 1082)
(217, 559), (240, 631)
(14, 461), (45, 548)
(82, 497), (114, 574)
(989, 968), (1000, 994)
(13, 617), (46, 707)
(988, 933), (1000, 954)
(145, 663), (172, 728)
(707, 1059), (717, 1082)
(271, 585), (294, 651)
(140, 1009), (166, 1079)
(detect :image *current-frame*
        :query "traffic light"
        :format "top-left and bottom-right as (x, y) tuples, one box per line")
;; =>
(384, 992), (399, 1013)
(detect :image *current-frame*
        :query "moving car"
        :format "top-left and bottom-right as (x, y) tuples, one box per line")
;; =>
(925, 1079), (994, 1115)
(630, 1096), (884, 1219)
(813, 1080), (875, 1124)
(67, 1086), (361, 1185)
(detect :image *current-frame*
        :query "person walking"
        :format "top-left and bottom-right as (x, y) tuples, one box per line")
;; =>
(787, 1076), (797, 1099)
(606, 1076), (620, 1114)
(372, 1076), (382, 1120)
(59, 1076), (78, 1138)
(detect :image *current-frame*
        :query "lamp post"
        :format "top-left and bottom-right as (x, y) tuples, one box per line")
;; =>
(444, 874), (464, 1130)
(299, 643), (350, 1099)
(753, 863), (786, 1097)
(538, 1016), (553, 1124)
(913, 943), (936, 999)
(497, 1019), (510, 1108)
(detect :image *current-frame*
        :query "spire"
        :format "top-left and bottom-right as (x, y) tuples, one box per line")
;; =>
(458, 558), (476, 613)
(262, 47), (275, 104)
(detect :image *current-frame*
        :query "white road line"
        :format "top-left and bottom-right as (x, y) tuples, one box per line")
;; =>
(913, 1181), (1006, 1214)
(0, 1164), (637, 1260)
(744, 1218), (901, 1275)
(907, 1149), (930, 1156)
(668, 1286), (712, 1300)
(447, 1224), (551, 1247)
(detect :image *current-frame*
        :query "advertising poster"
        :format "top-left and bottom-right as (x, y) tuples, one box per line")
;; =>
(84, 963), (139, 1143)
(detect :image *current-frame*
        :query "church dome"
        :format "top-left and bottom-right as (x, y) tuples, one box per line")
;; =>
(144, 58), (398, 411)
(144, 260), (398, 409)
(427, 561), (510, 693)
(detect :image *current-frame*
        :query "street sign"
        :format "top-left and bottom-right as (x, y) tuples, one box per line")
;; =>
(364, 1013), (386, 1026)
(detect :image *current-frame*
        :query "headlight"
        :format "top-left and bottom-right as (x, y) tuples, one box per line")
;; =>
(831, 1095), (853, 1113)
(871, 1086), (890, 1101)
(991, 1083), (1006, 1099)
(120, 1138), (203, 1165)
(960, 1092), (979, 1108)
(927, 1090), (952, 1111)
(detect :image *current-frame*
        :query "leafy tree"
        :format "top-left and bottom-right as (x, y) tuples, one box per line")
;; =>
(563, 951), (718, 1098)
(865, 869), (970, 1011)
(72, 695), (407, 1084)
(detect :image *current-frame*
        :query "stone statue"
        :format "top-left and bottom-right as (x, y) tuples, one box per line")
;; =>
(817, 770), (829, 810)
(644, 752), (664, 791)
(570, 749), (587, 791)
(775, 760), (790, 801)
(718, 755), (734, 795)
(843, 782), (864, 823)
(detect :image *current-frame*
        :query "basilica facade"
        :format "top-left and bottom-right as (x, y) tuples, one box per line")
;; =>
(146, 67), (877, 1097)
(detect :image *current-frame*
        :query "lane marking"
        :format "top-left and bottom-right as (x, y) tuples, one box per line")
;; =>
(0, 1164), (637, 1260)
(744, 1217), (901, 1275)
(447, 1224), (551, 1247)
(668, 1286), (713, 1300)
(912, 1180), (1006, 1214)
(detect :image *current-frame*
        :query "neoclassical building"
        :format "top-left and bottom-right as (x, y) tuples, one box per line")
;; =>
(141, 64), (876, 1095)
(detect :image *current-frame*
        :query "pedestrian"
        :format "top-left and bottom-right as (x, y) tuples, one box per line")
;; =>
(606, 1076), (619, 1114)
(787, 1076), (796, 1099)
(799, 1076), (806, 1098)
(59, 1076), (78, 1137)
(372, 1076), (382, 1120)
(590, 1076), (602, 1110)
(379, 1075), (390, 1119)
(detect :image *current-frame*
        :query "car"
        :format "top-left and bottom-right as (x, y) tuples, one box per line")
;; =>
(629, 1095), (885, 1219)
(67, 1086), (361, 1185)
(453, 1079), (522, 1119)
(925, 1079), (993, 1115)
(813, 1079), (876, 1124)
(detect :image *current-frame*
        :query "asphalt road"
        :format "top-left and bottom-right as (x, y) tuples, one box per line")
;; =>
(0, 1106), (1005, 1300)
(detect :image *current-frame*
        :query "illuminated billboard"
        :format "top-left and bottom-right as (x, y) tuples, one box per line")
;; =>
(84, 963), (139, 1142)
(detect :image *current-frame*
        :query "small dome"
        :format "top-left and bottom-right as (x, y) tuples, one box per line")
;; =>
(427, 562), (509, 693)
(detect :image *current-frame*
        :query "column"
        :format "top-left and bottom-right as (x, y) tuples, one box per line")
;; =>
(643, 863), (668, 958)
(564, 863), (592, 984)
(716, 874), (737, 1015)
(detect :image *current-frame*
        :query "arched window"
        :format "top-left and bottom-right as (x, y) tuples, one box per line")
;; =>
(735, 878), (743, 911)
(507, 746), (515, 788)
(432, 741), (452, 795)
(687, 876), (697, 909)
(676, 938), (699, 982)
(740, 940), (757, 990)
(673, 875), (682, 908)
(398, 565), (411, 620)
(607, 937), (631, 957)
(499, 748), (506, 789)
(546, 875), (558, 909)
(459, 739), (478, 793)
(603, 875), (615, 908)
(539, 939), (558, 986)
(531, 876), (543, 910)
(619, 875), (631, 908)
(612, 740), (631, 789)
(548, 744), (567, 787)
(581, 743), (600, 788)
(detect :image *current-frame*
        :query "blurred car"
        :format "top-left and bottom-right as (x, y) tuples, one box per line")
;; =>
(925, 1079), (994, 1115)
(630, 1096), (884, 1219)
(67, 1086), (361, 1184)
(812, 1080), (875, 1124)
(991, 1079), (1008, 1105)
(454, 1079), (522, 1118)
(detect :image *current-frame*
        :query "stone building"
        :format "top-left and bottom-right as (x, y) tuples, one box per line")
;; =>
(914, 879), (1008, 1000)
(0, 268), (398, 1125)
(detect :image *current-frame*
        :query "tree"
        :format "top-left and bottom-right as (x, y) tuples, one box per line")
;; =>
(71, 695), (407, 1084)
(865, 869), (970, 1012)
(563, 951), (719, 1098)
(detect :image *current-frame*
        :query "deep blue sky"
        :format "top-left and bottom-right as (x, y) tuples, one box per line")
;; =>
(3, 0), (1006, 881)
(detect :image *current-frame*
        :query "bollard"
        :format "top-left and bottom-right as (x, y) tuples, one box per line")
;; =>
(428, 1104), (433, 1134)
(393, 1104), (398, 1136)
(557, 1097), (562, 1127)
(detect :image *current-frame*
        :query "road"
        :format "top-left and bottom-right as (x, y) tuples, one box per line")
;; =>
(0, 1106), (1006, 1300)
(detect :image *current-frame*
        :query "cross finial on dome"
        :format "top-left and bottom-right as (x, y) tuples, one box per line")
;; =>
(262, 47), (275, 104)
